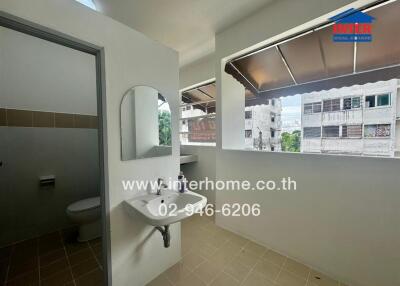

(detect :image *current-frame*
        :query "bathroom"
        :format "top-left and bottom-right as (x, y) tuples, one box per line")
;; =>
(1, 0), (400, 286)
(0, 24), (104, 284)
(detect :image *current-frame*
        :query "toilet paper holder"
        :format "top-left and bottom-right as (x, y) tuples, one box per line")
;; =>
(39, 175), (56, 187)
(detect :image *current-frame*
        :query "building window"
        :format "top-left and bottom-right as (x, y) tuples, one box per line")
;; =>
(365, 95), (375, 108)
(271, 146), (275, 151)
(303, 127), (321, 138)
(271, 113), (276, 122)
(365, 94), (391, 108)
(377, 94), (390, 106)
(343, 97), (361, 110)
(182, 120), (186, 125)
(245, 110), (252, 119)
(271, 99), (275, 106)
(304, 102), (322, 114)
(364, 124), (391, 138)
(342, 125), (362, 138)
(323, 99), (340, 112)
(322, 126), (340, 137)
(245, 130), (252, 138)
(270, 129), (275, 138)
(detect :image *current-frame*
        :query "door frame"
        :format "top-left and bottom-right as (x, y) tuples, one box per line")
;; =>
(0, 11), (111, 286)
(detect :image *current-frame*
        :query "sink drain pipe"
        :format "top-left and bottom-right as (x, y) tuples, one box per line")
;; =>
(155, 225), (170, 248)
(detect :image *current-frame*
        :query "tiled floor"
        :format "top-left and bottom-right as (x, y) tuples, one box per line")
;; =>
(0, 228), (103, 286)
(147, 214), (348, 286)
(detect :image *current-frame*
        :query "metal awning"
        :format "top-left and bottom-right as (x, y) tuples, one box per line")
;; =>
(225, 0), (400, 106)
(181, 82), (216, 113)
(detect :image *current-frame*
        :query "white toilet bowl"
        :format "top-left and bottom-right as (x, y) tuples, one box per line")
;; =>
(66, 197), (101, 242)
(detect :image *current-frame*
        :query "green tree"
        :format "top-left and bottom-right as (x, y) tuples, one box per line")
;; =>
(158, 111), (171, 146)
(281, 130), (301, 152)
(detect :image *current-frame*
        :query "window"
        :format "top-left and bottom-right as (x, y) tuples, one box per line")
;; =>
(343, 97), (361, 110)
(75, 0), (97, 10)
(271, 99), (275, 106)
(377, 94), (390, 106)
(270, 129), (275, 138)
(322, 126), (340, 137)
(352, 97), (361, 108)
(323, 99), (340, 112)
(365, 95), (375, 108)
(364, 124), (391, 138)
(245, 111), (252, 119)
(342, 125), (362, 138)
(304, 102), (322, 114)
(303, 127), (321, 138)
(245, 130), (252, 138)
(271, 113), (276, 122)
(180, 81), (216, 145)
(304, 103), (313, 114)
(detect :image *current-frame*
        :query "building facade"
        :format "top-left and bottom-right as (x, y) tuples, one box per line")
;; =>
(301, 79), (400, 157)
(244, 99), (282, 151)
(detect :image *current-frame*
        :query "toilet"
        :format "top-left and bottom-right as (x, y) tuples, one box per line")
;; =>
(66, 197), (101, 242)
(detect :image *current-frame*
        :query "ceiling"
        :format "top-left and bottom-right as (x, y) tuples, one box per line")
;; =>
(94, 0), (274, 66)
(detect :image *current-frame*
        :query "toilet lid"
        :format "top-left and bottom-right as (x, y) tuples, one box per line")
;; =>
(67, 197), (100, 212)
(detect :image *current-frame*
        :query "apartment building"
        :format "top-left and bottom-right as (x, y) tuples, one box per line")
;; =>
(244, 99), (282, 151)
(301, 79), (400, 157)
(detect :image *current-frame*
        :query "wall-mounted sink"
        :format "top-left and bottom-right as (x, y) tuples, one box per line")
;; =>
(124, 190), (207, 227)
(125, 190), (207, 248)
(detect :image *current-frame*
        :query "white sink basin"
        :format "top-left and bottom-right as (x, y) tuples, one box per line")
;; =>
(124, 190), (207, 226)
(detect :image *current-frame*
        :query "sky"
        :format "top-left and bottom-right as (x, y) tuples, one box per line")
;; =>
(280, 94), (301, 133)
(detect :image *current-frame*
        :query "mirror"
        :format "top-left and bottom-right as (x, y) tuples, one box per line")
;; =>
(121, 86), (172, 160)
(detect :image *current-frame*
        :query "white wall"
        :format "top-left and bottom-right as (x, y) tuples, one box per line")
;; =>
(0, 26), (97, 114)
(213, 0), (400, 286)
(0, 26), (99, 246)
(0, 1), (180, 286)
(179, 53), (215, 89)
(180, 145), (216, 205)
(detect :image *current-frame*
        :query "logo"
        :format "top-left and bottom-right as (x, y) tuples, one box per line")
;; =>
(330, 8), (375, 42)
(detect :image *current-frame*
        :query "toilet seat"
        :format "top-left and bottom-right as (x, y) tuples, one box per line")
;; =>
(67, 197), (100, 213)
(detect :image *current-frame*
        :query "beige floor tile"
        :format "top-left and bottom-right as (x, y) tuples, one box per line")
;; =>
(263, 250), (287, 266)
(176, 272), (206, 286)
(284, 258), (310, 279)
(208, 249), (235, 267)
(193, 260), (223, 284)
(192, 241), (218, 260)
(210, 272), (240, 286)
(243, 241), (267, 257)
(146, 273), (173, 286)
(235, 249), (259, 268)
(164, 262), (191, 284)
(218, 241), (242, 254)
(182, 252), (205, 269)
(227, 233), (249, 248)
(276, 269), (307, 286)
(307, 270), (339, 286)
(253, 259), (281, 282)
(223, 258), (251, 283)
(242, 270), (275, 286)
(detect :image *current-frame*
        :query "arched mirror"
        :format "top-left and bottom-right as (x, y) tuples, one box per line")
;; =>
(121, 86), (172, 160)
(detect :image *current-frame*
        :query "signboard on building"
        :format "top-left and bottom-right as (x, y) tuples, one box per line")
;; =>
(188, 117), (216, 142)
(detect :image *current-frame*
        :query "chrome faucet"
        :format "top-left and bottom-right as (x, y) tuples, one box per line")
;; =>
(156, 178), (167, 195)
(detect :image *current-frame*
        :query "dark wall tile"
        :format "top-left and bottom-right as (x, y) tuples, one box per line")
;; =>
(33, 111), (54, 128)
(74, 115), (92, 129)
(89, 116), (98, 129)
(0, 108), (6, 126)
(55, 113), (74, 128)
(7, 109), (33, 127)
